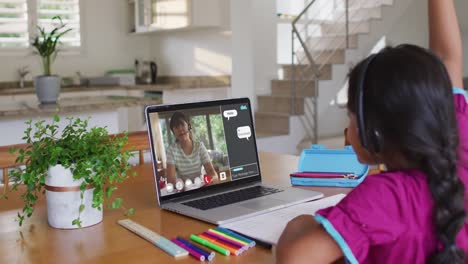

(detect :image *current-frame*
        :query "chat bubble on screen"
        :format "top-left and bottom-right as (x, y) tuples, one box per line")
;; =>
(237, 126), (252, 141)
(223, 109), (238, 120)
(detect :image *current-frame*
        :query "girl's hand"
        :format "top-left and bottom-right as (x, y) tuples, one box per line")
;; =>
(278, 215), (317, 244)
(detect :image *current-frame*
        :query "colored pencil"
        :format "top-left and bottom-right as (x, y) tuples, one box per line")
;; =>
(216, 227), (256, 247)
(171, 238), (205, 261)
(198, 234), (242, 256)
(203, 231), (247, 250)
(208, 228), (250, 247)
(190, 234), (230, 256)
(176, 237), (215, 261)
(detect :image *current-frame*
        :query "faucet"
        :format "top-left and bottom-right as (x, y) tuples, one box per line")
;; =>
(18, 66), (29, 88)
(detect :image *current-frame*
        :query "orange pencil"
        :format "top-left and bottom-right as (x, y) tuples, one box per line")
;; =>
(199, 234), (242, 255)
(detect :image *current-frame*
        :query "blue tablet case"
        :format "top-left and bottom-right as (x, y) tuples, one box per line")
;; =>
(291, 144), (369, 187)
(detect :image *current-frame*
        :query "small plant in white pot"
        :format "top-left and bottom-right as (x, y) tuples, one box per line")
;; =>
(6, 116), (135, 229)
(32, 16), (71, 105)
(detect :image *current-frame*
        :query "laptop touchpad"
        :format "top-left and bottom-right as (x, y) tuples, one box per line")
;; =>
(239, 198), (285, 210)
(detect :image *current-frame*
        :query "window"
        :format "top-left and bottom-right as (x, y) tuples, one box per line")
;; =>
(0, 0), (29, 47)
(37, 0), (81, 47)
(0, 0), (81, 49)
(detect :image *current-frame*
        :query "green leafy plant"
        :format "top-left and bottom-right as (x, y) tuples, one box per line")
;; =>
(6, 116), (135, 227)
(31, 16), (71, 76)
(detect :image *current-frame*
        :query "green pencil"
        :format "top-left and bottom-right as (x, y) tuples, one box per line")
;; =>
(190, 234), (230, 256)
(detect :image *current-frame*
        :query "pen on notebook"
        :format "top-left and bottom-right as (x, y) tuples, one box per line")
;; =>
(290, 172), (357, 179)
(198, 233), (242, 256)
(208, 228), (250, 247)
(171, 239), (205, 261)
(203, 231), (248, 250)
(176, 237), (215, 261)
(215, 227), (256, 247)
(190, 234), (230, 256)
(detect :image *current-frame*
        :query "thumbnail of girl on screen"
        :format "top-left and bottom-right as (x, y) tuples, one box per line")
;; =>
(165, 111), (219, 192)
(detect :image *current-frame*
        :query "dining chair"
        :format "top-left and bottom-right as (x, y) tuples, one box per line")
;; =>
(0, 142), (29, 190)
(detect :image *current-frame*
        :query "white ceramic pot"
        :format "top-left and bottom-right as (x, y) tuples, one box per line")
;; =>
(34, 75), (61, 105)
(45, 165), (102, 229)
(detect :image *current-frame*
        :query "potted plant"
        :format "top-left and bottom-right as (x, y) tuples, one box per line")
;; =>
(6, 116), (135, 229)
(32, 16), (71, 105)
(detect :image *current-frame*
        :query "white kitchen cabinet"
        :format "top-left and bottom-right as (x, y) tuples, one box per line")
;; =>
(60, 91), (102, 99)
(129, 0), (222, 33)
(12, 94), (36, 102)
(99, 89), (128, 96)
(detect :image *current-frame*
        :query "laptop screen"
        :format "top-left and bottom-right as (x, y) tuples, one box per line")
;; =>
(146, 98), (261, 202)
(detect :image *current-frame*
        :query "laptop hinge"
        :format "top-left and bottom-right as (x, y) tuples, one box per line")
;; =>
(161, 180), (262, 204)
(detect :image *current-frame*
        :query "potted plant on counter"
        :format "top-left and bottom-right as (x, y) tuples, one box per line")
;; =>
(32, 16), (71, 105)
(7, 116), (135, 229)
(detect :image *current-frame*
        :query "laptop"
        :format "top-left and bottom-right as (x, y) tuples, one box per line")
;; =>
(145, 97), (323, 225)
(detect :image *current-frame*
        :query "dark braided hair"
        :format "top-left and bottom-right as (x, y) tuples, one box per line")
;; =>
(347, 44), (466, 263)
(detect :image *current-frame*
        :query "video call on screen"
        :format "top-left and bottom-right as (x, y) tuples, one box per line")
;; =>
(150, 102), (259, 196)
(220, 104), (259, 180)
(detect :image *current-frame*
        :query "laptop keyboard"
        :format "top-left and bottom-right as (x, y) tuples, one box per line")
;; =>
(182, 186), (283, 210)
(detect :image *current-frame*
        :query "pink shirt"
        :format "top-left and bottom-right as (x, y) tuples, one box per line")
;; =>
(315, 94), (468, 263)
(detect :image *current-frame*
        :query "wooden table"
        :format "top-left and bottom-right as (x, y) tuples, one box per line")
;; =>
(0, 152), (352, 264)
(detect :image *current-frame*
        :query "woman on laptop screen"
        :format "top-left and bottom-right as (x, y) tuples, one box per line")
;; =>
(166, 111), (219, 191)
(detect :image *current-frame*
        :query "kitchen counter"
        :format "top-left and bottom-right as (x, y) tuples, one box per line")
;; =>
(0, 95), (161, 119)
(0, 75), (232, 96)
(0, 84), (171, 96)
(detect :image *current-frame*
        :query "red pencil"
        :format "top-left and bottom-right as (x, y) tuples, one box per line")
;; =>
(198, 234), (242, 255)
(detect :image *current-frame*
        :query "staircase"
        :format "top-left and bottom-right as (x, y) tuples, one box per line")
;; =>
(255, 64), (333, 137)
(255, 0), (401, 153)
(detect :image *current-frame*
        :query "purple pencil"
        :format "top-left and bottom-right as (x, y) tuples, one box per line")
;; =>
(176, 237), (215, 261)
(171, 238), (205, 261)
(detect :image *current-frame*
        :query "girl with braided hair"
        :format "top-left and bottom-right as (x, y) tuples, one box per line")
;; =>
(276, 0), (467, 263)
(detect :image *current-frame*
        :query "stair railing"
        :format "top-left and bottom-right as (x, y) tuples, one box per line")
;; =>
(291, 0), (321, 144)
(291, 0), (385, 146)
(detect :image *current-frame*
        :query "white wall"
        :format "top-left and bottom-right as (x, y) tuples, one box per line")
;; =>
(146, 28), (232, 105)
(0, 0), (151, 82)
(455, 0), (468, 33)
(386, 0), (468, 77)
(229, 0), (255, 103)
(230, 0), (277, 109)
(386, 0), (428, 47)
(149, 29), (232, 76)
(148, 0), (231, 76)
(457, 0), (468, 78)
(464, 35), (468, 78)
(162, 87), (229, 104)
(150, 0), (277, 110)
(252, 0), (277, 96)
